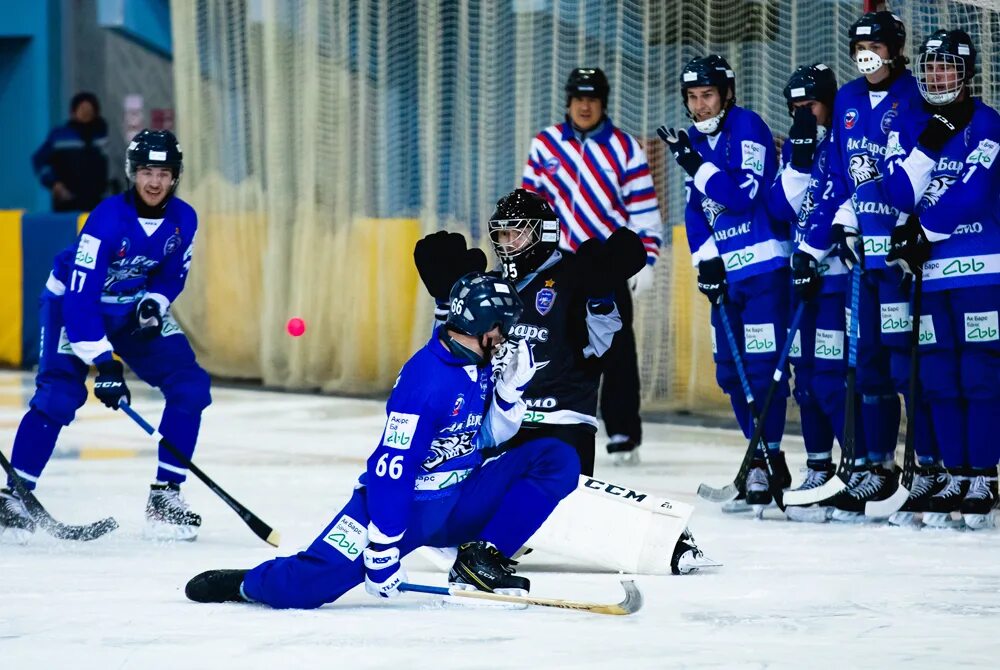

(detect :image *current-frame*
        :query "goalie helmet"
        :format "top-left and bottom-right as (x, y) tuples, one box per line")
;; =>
(680, 55), (736, 134)
(125, 129), (184, 186)
(783, 63), (838, 115)
(565, 67), (609, 108)
(849, 11), (907, 73)
(916, 29), (977, 106)
(488, 189), (560, 280)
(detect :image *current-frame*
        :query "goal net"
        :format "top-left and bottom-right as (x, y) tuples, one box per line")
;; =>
(170, 0), (1000, 410)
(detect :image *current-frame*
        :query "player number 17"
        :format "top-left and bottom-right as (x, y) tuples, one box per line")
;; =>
(70, 269), (87, 293)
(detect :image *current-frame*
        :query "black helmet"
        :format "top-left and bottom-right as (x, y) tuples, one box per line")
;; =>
(916, 29), (977, 106)
(783, 63), (838, 115)
(488, 189), (560, 281)
(680, 55), (736, 104)
(125, 129), (183, 184)
(848, 11), (906, 60)
(565, 68), (609, 108)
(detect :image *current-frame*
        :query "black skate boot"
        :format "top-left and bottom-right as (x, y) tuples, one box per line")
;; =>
(0, 487), (35, 544)
(607, 437), (640, 466)
(888, 465), (947, 527)
(185, 569), (250, 603)
(960, 468), (998, 531)
(923, 468), (969, 529)
(449, 541), (530, 596)
(770, 450), (792, 490)
(745, 460), (771, 518)
(830, 465), (898, 522)
(670, 528), (722, 575)
(145, 481), (202, 541)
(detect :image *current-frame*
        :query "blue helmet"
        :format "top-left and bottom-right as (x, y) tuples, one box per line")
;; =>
(445, 272), (523, 339)
(783, 63), (838, 115)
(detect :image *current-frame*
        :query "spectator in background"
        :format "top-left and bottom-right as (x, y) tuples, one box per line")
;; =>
(32, 92), (110, 212)
(521, 67), (663, 465)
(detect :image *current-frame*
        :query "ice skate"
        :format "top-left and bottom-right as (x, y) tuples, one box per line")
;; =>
(144, 481), (201, 541)
(922, 469), (968, 529)
(888, 465), (947, 527)
(449, 541), (529, 597)
(960, 470), (997, 531)
(829, 465), (898, 523)
(824, 468), (876, 523)
(784, 461), (835, 523)
(0, 487), (35, 544)
(670, 528), (721, 575)
(607, 438), (640, 466)
(745, 461), (771, 519)
(721, 492), (753, 514)
(185, 569), (250, 603)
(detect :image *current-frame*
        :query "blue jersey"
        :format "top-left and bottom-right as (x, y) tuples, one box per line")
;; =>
(768, 135), (848, 294)
(882, 98), (1000, 292)
(684, 105), (789, 283)
(361, 329), (525, 545)
(46, 192), (198, 364)
(818, 72), (923, 268)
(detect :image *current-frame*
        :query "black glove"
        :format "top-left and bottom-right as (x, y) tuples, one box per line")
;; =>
(604, 228), (647, 283)
(791, 251), (822, 300)
(918, 97), (974, 153)
(789, 106), (818, 170)
(575, 238), (615, 298)
(830, 224), (862, 269)
(886, 214), (932, 276)
(94, 358), (131, 410)
(413, 231), (488, 300)
(132, 298), (163, 341)
(696, 257), (728, 305)
(656, 127), (703, 178)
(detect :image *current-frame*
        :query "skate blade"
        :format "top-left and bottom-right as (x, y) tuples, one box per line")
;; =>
(720, 499), (753, 514)
(922, 512), (963, 529)
(962, 512), (996, 531)
(143, 520), (199, 542)
(829, 509), (869, 524)
(785, 505), (831, 524)
(611, 450), (640, 466)
(751, 504), (767, 520)
(887, 511), (923, 528)
(0, 526), (34, 545)
(444, 583), (528, 609)
(675, 552), (723, 575)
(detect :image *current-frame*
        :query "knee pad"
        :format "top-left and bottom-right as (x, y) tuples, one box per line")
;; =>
(961, 350), (1000, 400)
(160, 366), (213, 414)
(30, 377), (88, 426)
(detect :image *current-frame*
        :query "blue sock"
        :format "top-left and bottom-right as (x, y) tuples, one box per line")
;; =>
(156, 405), (202, 484)
(863, 393), (900, 464)
(930, 398), (965, 468)
(967, 399), (1000, 468)
(9, 408), (63, 490)
(800, 400), (835, 461)
(729, 394), (752, 439)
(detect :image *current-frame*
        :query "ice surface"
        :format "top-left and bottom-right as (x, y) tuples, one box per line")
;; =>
(1, 370), (998, 669)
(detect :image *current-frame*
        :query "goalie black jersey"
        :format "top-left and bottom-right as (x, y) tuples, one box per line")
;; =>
(509, 252), (608, 433)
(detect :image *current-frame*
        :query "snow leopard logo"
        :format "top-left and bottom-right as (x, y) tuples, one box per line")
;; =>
(701, 197), (726, 227)
(919, 174), (957, 209)
(848, 153), (880, 187)
(797, 188), (817, 227)
(422, 433), (475, 471)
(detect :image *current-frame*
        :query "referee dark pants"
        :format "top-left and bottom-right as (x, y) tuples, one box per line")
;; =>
(599, 281), (641, 449)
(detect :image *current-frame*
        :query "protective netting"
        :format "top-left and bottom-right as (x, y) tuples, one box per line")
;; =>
(169, 0), (1000, 408)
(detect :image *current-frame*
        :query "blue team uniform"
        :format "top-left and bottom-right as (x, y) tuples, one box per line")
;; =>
(768, 134), (854, 460)
(882, 98), (1000, 470)
(8, 192), (211, 489)
(242, 329), (580, 609)
(685, 105), (791, 448)
(806, 71), (925, 465)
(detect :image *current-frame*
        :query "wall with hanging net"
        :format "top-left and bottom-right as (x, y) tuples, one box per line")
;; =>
(169, 0), (1000, 408)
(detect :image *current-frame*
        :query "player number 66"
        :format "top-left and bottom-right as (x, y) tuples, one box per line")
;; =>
(375, 453), (404, 479)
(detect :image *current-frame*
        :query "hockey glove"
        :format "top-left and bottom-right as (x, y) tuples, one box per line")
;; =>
(132, 298), (164, 341)
(605, 227), (648, 284)
(656, 127), (703, 178)
(364, 543), (407, 599)
(830, 223), (862, 269)
(629, 264), (655, 297)
(494, 338), (537, 404)
(886, 214), (931, 276)
(575, 238), (616, 298)
(788, 106), (819, 170)
(696, 257), (728, 305)
(918, 97), (974, 153)
(790, 251), (822, 301)
(414, 231), (489, 300)
(94, 358), (131, 410)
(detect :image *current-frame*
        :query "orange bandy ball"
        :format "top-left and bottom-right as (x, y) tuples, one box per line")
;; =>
(286, 317), (306, 337)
